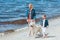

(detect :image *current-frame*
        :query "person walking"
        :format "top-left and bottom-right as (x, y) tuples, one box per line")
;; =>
(26, 3), (36, 36)
(41, 15), (49, 38)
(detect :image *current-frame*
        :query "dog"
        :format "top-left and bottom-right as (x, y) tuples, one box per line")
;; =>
(29, 21), (42, 36)
(31, 24), (42, 36)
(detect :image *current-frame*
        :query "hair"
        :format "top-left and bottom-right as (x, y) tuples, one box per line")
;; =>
(29, 3), (33, 8)
(43, 15), (46, 17)
(29, 3), (32, 6)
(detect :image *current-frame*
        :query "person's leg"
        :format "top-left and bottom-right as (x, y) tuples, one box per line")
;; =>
(28, 22), (34, 36)
(30, 20), (35, 36)
(31, 28), (34, 36)
(44, 27), (48, 38)
(29, 30), (31, 36)
(28, 22), (31, 36)
(42, 27), (46, 38)
(29, 19), (36, 36)
(29, 27), (34, 36)
(42, 31), (45, 37)
(42, 27), (48, 38)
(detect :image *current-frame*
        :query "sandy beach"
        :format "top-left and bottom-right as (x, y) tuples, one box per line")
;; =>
(0, 17), (60, 40)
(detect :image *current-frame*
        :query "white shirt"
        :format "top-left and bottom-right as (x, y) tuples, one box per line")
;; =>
(29, 11), (31, 19)
(43, 19), (45, 27)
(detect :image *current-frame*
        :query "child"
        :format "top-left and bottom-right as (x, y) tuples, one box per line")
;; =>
(41, 15), (49, 38)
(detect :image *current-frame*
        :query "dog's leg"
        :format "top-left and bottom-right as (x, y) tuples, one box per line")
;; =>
(34, 30), (38, 37)
(33, 31), (35, 36)
(29, 30), (31, 36)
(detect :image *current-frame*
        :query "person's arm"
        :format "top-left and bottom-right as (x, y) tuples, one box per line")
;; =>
(46, 20), (49, 28)
(47, 20), (49, 26)
(33, 9), (36, 20)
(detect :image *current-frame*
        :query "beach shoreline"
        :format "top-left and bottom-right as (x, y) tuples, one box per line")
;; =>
(0, 16), (60, 33)
(0, 16), (60, 40)
(15, 16), (60, 32)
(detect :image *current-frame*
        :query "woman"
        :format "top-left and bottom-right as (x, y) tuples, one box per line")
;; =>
(26, 3), (36, 36)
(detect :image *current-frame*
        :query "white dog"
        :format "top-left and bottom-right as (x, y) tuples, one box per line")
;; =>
(29, 21), (42, 36)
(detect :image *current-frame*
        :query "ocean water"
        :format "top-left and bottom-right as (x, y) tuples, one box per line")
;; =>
(0, 0), (60, 22)
(0, 0), (60, 32)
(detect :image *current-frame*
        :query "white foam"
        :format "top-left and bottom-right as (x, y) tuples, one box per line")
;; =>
(15, 27), (28, 32)
(0, 33), (4, 36)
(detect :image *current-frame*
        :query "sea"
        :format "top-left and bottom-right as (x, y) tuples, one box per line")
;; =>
(0, 0), (60, 32)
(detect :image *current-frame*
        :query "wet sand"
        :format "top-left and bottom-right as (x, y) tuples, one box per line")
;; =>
(0, 18), (40, 24)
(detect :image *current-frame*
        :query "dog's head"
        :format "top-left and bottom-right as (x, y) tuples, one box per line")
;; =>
(31, 25), (34, 27)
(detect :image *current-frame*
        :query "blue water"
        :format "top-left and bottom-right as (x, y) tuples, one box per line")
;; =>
(0, 0), (60, 32)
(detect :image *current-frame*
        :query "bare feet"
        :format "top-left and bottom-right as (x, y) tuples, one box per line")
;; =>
(42, 34), (48, 38)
